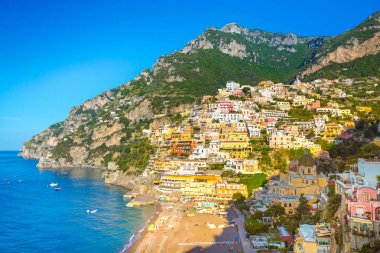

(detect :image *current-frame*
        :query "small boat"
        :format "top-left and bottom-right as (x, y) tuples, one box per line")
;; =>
(86, 209), (98, 214)
(54, 187), (62, 191)
(50, 183), (58, 187)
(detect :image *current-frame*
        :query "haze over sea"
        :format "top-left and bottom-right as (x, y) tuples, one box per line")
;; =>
(0, 151), (153, 253)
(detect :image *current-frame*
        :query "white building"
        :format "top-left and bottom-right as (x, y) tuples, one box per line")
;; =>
(189, 147), (209, 160)
(358, 158), (380, 188)
(226, 81), (240, 91)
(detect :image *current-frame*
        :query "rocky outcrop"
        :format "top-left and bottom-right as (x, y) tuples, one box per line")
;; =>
(182, 24), (316, 59)
(220, 23), (250, 35)
(103, 169), (156, 194)
(182, 34), (214, 54)
(166, 75), (185, 83)
(301, 31), (380, 77)
(124, 99), (154, 122)
(218, 39), (248, 59)
(103, 170), (137, 189)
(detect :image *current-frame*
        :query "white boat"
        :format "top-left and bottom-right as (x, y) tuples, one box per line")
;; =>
(86, 209), (98, 214)
(49, 183), (58, 187)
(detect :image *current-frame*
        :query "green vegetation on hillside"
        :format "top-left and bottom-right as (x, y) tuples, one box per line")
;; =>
(305, 53), (380, 81)
(103, 138), (155, 174)
(239, 173), (267, 194)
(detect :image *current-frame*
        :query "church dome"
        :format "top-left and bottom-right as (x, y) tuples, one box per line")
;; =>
(299, 154), (315, 166)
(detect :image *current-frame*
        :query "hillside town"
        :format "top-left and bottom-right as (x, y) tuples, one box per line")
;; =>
(118, 79), (380, 253)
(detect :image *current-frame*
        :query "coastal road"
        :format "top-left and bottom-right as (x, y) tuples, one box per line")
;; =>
(232, 207), (255, 253)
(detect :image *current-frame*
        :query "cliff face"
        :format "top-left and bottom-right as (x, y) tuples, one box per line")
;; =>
(21, 86), (154, 169)
(301, 31), (380, 77)
(300, 12), (380, 78)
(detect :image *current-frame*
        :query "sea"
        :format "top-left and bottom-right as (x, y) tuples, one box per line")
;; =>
(0, 151), (154, 253)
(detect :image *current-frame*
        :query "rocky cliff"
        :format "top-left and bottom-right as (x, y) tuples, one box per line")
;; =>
(300, 11), (380, 79)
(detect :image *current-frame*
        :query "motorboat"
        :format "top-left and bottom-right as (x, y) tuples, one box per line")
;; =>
(86, 209), (98, 214)
(54, 187), (62, 191)
(49, 183), (58, 187)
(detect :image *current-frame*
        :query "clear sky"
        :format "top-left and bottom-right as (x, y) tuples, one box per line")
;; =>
(0, 0), (379, 150)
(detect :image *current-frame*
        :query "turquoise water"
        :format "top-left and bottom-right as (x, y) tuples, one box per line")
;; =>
(0, 151), (153, 253)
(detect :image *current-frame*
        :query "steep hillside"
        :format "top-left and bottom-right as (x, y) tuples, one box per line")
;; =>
(21, 13), (380, 172)
(21, 23), (328, 170)
(301, 11), (380, 79)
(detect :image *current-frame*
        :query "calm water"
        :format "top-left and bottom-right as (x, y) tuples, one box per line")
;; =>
(0, 151), (153, 253)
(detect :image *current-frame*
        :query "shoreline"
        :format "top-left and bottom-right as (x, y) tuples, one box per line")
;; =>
(123, 203), (162, 253)
(127, 201), (242, 253)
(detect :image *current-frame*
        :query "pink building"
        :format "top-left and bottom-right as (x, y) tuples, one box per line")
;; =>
(346, 186), (380, 239)
(348, 187), (380, 221)
(231, 89), (244, 97)
(219, 101), (234, 113)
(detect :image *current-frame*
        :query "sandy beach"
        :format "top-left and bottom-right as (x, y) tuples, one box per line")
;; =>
(128, 202), (242, 253)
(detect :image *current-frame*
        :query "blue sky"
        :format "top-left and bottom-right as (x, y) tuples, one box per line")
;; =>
(0, 0), (379, 150)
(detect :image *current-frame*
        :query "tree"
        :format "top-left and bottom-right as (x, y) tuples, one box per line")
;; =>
(251, 211), (263, 220)
(242, 87), (251, 96)
(294, 194), (310, 221)
(264, 204), (285, 224)
(232, 192), (246, 205)
(245, 217), (269, 235)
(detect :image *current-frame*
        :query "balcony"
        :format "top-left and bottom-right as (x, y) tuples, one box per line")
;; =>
(352, 229), (374, 237)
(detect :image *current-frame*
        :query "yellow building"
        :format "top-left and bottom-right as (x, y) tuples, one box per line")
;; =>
(343, 120), (355, 130)
(373, 137), (380, 147)
(159, 175), (222, 197)
(274, 198), (299, 215)
(308, 144), (322, 157)
(295, 224), (318, 253)
(216, 183), (248, 199)
(153, 160), (172, 172)
(356, 106), (372, 114)
(219, 141), (251, 158)
(324, 123), (343, 137)
(294, 224), (332, 253)
(273, 154), (328, 214)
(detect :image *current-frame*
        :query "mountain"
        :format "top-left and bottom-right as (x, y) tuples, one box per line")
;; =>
(20, 13), (380, 172)
(301, 11), (380, 80)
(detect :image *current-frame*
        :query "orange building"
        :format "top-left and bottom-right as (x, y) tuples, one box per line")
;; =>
(172, 140), (197, 156)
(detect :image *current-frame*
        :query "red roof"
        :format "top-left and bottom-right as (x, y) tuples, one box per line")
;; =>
(328, 180), (335, 186)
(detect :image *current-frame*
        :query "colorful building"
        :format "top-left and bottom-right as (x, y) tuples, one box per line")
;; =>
(269, 131), (292, 149)
(215, 183), (248, 199)
(158, 174), (222, 197)
(172, 140), (197, 156)
(294, 223), (332, 253)
(272, 154), (328, 214)
(324, 123), (343, 138)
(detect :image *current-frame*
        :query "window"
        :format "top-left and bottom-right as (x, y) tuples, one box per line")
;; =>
(363, 193), (371, 201)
